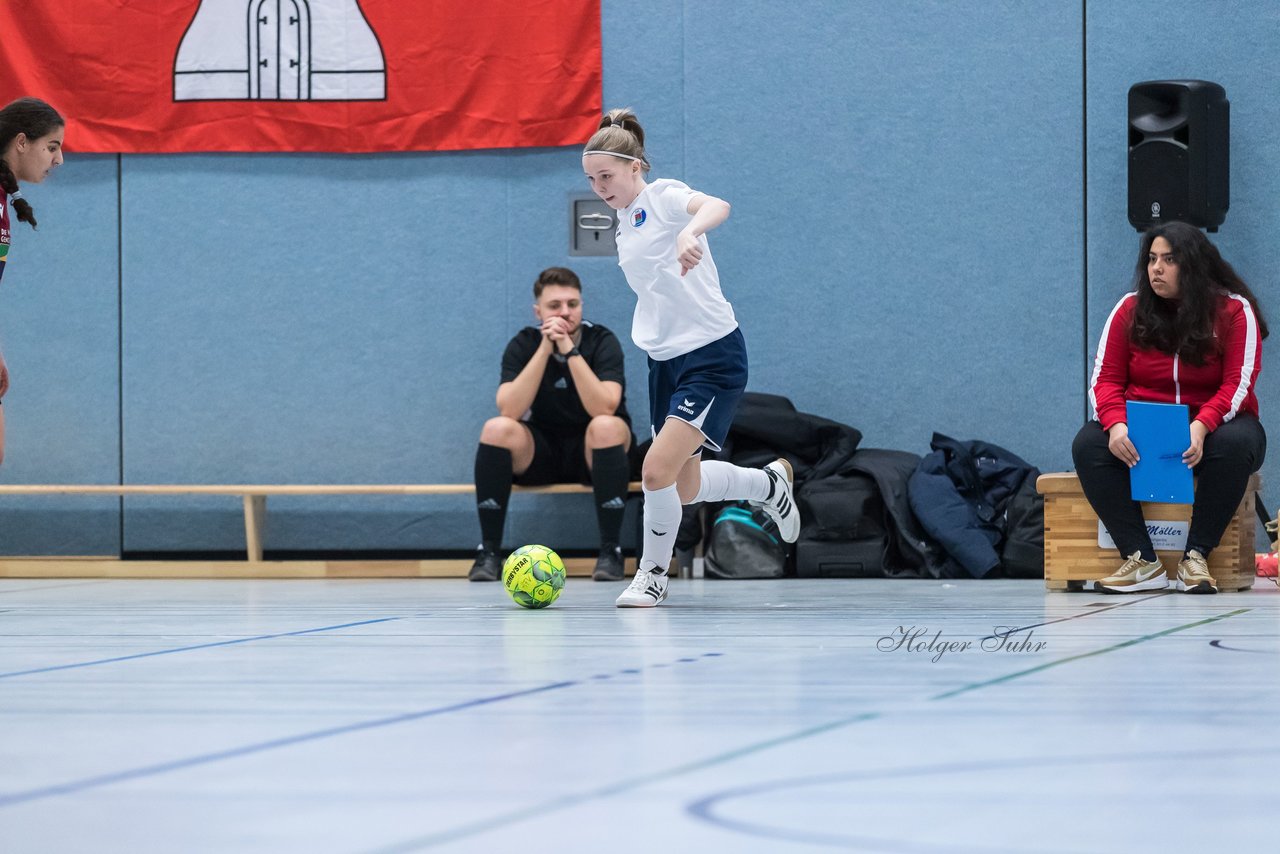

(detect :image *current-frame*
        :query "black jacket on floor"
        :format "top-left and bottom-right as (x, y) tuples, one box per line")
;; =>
(907, 433), (1043, 578)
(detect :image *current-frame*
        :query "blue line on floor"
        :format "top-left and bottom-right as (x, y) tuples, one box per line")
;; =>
(0, 652), (718, 808)
(0, 680), (577, 808)
(685, 746), (1280, 854)
(362, 608), (1250, 852)
(0, 617), (400, 680)
(0, 581), (108, 596)
(1209, 638), (1274, 653)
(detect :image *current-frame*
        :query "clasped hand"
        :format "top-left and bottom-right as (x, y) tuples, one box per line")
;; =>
(1107, 420), (1208, 468)
(540, 317), (574, 354)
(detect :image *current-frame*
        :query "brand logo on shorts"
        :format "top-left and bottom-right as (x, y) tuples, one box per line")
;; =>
(631, 208), (647, 227)
(677, 398), (696, 415)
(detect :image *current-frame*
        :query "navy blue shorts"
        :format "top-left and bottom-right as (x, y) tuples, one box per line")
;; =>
(648, 327), (748, 452)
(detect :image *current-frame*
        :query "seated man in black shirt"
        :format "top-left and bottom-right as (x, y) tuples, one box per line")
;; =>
(470, 266), (635, 582)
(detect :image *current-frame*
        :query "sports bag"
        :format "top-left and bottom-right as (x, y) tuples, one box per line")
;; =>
(703, 505), (787, 579)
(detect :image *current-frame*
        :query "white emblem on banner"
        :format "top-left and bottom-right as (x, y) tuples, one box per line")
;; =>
(175, 0), (387, 101)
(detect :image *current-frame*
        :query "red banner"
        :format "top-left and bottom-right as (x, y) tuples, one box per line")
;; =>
(0, 1), (602, 153)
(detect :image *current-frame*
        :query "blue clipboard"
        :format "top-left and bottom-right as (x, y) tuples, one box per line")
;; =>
(1126, 401), (1194, 503)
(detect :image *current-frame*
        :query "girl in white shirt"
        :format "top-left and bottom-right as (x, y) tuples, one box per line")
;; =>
(582, 107), (800, 607)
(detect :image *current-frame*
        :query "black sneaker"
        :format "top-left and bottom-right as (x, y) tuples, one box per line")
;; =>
(592, 544), (625, 581)
(468, 546), (503, 582)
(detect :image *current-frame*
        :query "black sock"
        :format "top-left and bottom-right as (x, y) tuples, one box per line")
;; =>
(592, 445), (629, 548)
(475, 444), (513, 551)
(1141, 549), (1159, 563)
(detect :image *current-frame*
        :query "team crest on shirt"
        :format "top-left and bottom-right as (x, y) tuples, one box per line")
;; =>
(631, 208), (647, 227)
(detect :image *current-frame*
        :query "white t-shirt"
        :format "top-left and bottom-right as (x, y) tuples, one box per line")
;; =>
(616, 178), (738, 361)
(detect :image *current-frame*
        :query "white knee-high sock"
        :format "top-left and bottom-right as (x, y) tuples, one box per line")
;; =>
(641, 483), (683, 574)
(691, 460), (771, 504)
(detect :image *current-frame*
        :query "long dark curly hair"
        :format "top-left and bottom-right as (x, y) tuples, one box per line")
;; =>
(1130, 221), (1268, 365)
(0, 97), (65, 229)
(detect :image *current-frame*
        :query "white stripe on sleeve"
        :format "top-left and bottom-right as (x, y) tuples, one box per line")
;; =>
(1222, 294), (1259, 424)
(1088, 294), (1136, 420)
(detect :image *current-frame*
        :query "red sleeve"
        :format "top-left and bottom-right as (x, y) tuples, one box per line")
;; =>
(1194, 295), (1262, 431)
(1089, 295), (1135, 430)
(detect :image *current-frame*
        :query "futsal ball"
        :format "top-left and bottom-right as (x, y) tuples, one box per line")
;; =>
(502, 544), (567, 609)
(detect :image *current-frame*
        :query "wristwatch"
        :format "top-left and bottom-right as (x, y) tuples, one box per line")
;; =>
(564, 346), (581, 358)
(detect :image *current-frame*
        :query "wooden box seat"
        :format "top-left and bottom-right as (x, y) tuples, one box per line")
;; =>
(1036, 471), (1259, 592)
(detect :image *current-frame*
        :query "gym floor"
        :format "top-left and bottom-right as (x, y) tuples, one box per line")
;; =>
(1, 577), (1276, 853)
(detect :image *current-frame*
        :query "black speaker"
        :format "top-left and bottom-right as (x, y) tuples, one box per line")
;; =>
(1128, 80), (1229, 232)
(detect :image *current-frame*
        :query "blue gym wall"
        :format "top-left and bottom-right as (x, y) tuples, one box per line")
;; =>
(1, 1), (1275, 555)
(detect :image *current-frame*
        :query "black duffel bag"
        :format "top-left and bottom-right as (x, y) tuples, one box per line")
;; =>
(796, 474), (886, 541)
(793, 473), (890, 577)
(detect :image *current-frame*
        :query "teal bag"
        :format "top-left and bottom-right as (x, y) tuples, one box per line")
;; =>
(703, 505), (787, 579)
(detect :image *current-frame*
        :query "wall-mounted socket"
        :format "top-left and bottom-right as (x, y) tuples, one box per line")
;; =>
(569, 194), (617, 256)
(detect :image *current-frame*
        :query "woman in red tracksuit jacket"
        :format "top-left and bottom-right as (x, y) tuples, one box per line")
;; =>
(1073, 221), (1266, 594)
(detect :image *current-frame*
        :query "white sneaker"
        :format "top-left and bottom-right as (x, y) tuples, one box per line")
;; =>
(615, 566), (668, 607)
(753, 458), (800, 543)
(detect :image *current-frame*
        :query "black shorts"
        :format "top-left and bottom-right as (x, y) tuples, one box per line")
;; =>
(515, 424), (591, 486)
(514, 422), (639, 486)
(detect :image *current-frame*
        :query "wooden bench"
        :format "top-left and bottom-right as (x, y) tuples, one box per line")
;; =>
(1037, 471), (1259, 592)
(0, 482), (643, 578)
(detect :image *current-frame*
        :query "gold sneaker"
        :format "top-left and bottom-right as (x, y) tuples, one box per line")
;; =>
(1093, 552), (1167, 593)
(1176, 549), (1218, 594)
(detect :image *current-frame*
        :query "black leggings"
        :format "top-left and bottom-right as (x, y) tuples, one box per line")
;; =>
(1071, 415), (1266, 559)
